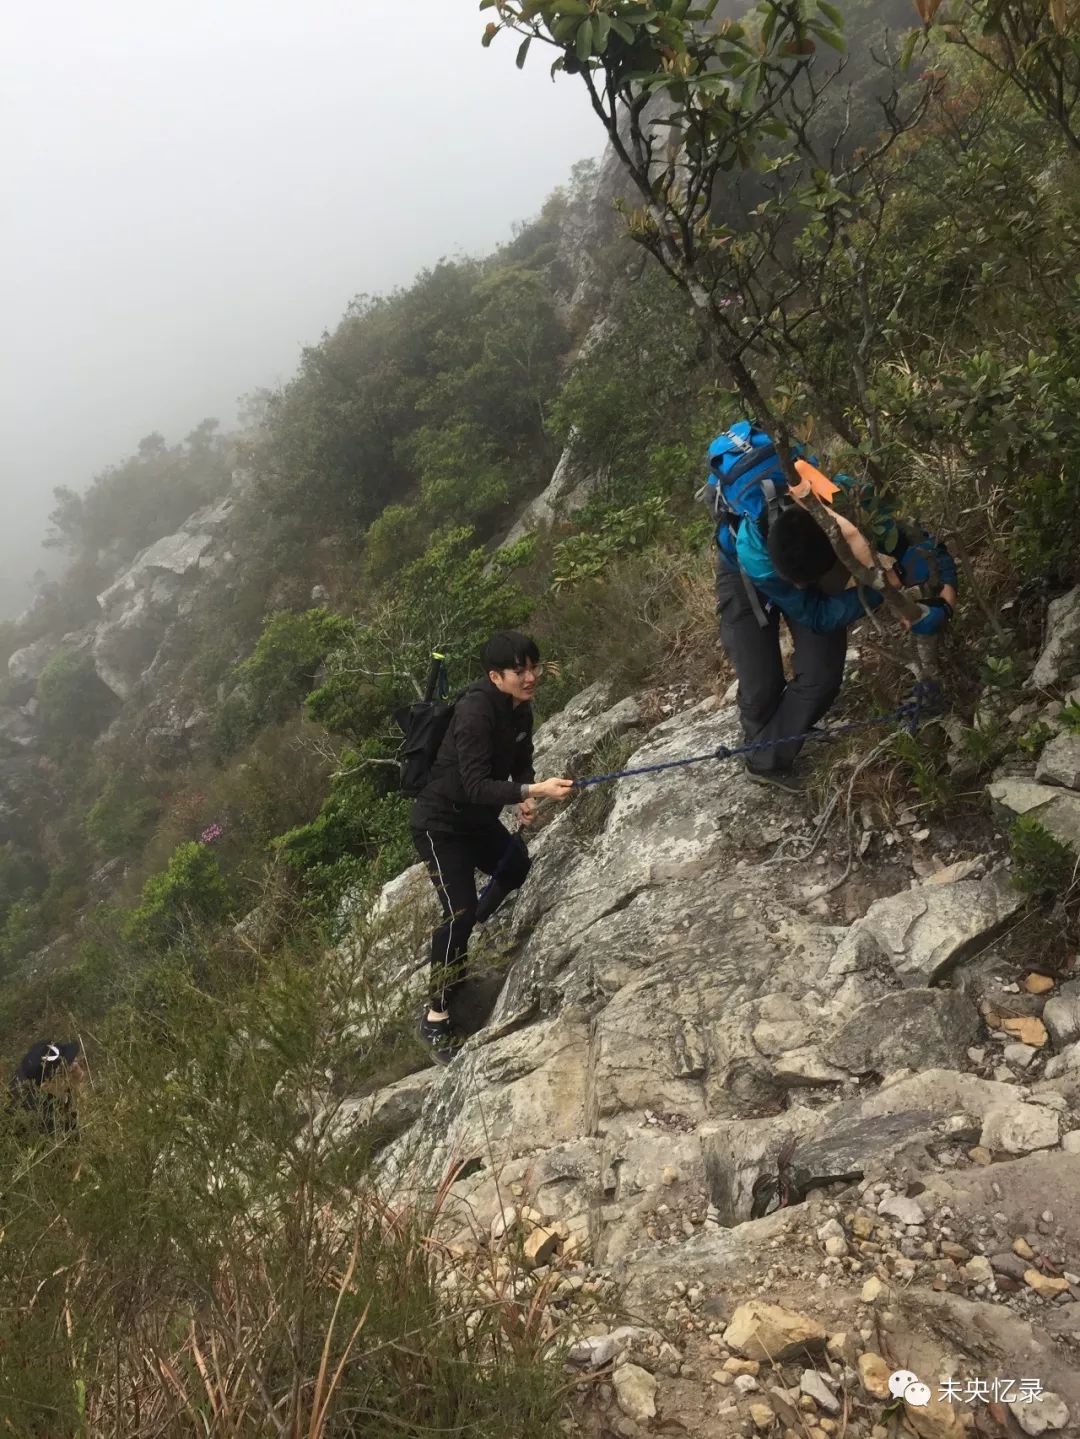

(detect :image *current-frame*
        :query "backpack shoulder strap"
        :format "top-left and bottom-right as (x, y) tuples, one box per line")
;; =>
(739, 564), (771, 628)
(760, 476), (783, 533)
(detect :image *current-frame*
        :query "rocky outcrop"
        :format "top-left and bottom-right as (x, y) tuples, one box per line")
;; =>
(497, 442), (604, 551)
(1029, 586), (1080, 690)
(1036, 731), (1080, 790)
(828, 868), (1025, 989)
(345, 674), (1080, 1437)
(527, 679), (644, 783)
(0, 708), (38, 751)
(366, 690), (1078, 1220)
(990, 776), (1080, 853)
(92, 496), (236, 699)
(7, 637), (58, 687)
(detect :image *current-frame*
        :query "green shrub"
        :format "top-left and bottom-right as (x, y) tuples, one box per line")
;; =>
(233, 606), (355, 729)
(209, 606), (356, 757)
(36, 648), (119, 750)
(124, 841), (232, 950)
(274, 760), (412, 926)
(0, 899), (45, 978)
(552, 495), (672, 588)
(308, 526), (532, 738)
(892, 729), (955, 812)
(0, 926), (569, 1435)
(0, 844), (47, 929)
(363, 501), (428, 582)
(534, 538), (715, 717)
(1009, 815), (1077, 896)
(1017, 721), (1055, 757)
(958, 717), (1008, 772)
(85, 775), (161, 856)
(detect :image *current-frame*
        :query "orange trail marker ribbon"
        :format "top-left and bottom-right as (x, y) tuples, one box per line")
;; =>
(792, 458), (842, 503)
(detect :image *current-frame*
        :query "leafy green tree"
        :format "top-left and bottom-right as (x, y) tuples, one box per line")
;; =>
(417, 264), (566, 452)
(124, 841), (232, 950)
(929, 0), (1080, 150)
(549, 265), (711, 494)
(254, 241), (568, 550)
(36, 649), (119, 751)
(46, 422), (230, 564)
(485, 0), (933, 625)
(237, 608), (355, 719)
(308, 527), (532, 738)
(256, 263), (488, 538)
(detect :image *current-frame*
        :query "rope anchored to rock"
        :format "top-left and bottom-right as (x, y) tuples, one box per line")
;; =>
(570, 681), (942, 790)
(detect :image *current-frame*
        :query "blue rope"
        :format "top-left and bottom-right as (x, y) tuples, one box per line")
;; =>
(570, 681), (941, 790)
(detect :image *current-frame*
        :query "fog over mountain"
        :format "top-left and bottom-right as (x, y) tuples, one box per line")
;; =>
(2, 0), (598, 618)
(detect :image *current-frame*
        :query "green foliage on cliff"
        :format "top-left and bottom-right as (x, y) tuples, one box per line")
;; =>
(0, 925), (570, 1435)
(36, 648), (118, 752)
(253, 251), (567, 547)
(124, 841), (232, 951)
(46, 420), (231, 566)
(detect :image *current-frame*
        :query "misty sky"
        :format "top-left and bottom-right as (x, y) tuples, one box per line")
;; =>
(3, 1), (600, 619)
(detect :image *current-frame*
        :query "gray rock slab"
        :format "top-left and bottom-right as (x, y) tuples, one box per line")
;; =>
(828, 868), (1025, 987)
(1030, 586), (1080, 689)
(989, 776), (1080, 853)
(885, 1289), (1080, 1418)
(1043, 979), (1080, 1048)
(979, 1101), (1060, 1155)
(824, 988), (979, 1074)
(1036, 731), (1080, 791)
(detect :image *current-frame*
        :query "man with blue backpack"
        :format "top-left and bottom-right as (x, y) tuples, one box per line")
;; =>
(703, 421), (957, 793)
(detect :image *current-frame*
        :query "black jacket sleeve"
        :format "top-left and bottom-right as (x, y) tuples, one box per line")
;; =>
(454, 697), (524, 808)
(512, 713), (535, 786)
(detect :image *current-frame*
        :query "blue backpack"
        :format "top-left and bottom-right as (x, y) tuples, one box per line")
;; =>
(699, 420), (813, 627)
(699, 420), (804, 537)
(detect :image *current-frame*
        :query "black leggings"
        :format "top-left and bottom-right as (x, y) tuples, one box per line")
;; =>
(412, 822), (531, 1010)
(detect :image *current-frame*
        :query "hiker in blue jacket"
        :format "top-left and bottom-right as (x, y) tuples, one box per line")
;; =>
(705, 422), (957, 793)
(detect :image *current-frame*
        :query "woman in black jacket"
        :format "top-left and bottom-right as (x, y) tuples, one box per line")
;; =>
(411, 631), (573, 1061)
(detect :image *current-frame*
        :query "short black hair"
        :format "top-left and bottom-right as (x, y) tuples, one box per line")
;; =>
(767, 505), (838, 585)
(482, 630), (540, 673)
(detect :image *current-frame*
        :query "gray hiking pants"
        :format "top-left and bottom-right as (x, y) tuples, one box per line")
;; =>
(715, 562), (847, 773)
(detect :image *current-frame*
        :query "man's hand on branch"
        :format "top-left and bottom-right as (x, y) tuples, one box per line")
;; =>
(900, 590), (956, 636)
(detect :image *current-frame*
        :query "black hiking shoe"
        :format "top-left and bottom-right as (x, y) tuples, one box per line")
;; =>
(742, 758), (809, 796)
(418, 1013), (459, 1066)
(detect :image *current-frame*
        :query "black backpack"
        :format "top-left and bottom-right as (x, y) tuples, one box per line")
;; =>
(394, 653), (457, 798)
